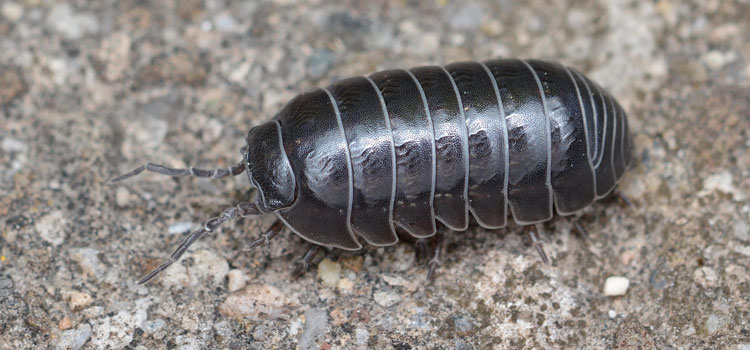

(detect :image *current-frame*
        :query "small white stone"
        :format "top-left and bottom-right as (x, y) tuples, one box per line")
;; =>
(115, 187), (130, 207)
(200, 118), (224, 143)
(219, 284), (298, 320)
(299, 308), (328, 350)
(167, 221), (194, 235)
(36, 211), (66, 246)
(734, 220), (749, 241)
(70, 248), (105, 279)
(448, 3), (484, 30)
(603, 276), (630, 296)
(1, 2), (23, 22)
(142, 319), (165, 334)
(608, 310), (617, 319)
(373, 291), (401, 307)
(160, 263), (189, 288)
(66, 290), (94, 310)
(46, 3), (99, 39)
(355, 328), (369, 345)
(213, 13), (238, 32)
(188, 250), (229, 285)
(699, 171), (746, 201)
(693, 266), (718, 287)
(1, 137), (26, 152)
(336, 278), (354, 294)
(706, 314), (726, 335)
(702, 51), (736, 70)
(226, 269), (246, 292)
(288, 317), (302, 336)
(317, 258), (341, 288)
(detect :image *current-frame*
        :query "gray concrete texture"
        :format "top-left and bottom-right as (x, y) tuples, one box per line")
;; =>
(1, 0), (748, 349)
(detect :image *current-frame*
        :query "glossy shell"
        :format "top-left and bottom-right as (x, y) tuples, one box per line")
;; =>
(247, 58), (633, 250)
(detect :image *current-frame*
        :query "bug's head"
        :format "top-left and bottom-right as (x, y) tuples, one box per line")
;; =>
(244, 121), (296, 213)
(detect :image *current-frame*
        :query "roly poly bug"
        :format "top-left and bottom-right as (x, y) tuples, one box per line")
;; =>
(111, 58), (633, 284)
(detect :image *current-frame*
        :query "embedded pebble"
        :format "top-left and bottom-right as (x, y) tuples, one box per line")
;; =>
(693, 267), (718, 287)
(355, 328), (369, 345)
(608, 310), (617, 319)
(200, 118), (224, 143)
(219, 284), (298, 320)
(603, 276), (630, 296)
(336, 278), (354, 294)
(187, 249), (229, 285)
(706, 314), (727, 335)
(125, 116), (169, 152)
(46, 3), (99, 39)
(288, 317), (303, 336)
(448, 3), (484, 30)
(1, 137), (26, 153)
(298, 308), (328, 350)
(1, 2), (23, 21)
(56, 323), (92, 350)
(213, 13), (238, 32)
(702, 51), (736, 70)
(699, 171), (746, 201)
(114, 187), (130, 207)
(70, 248), (105, 279)
(160, 263), (189, 288)
(0, 67), (26, 106)
(36, 211), (66, 246)
(382, 274), (419, 292)
(65, 291), (94, 311)
(317, 258), (341, 288)
(226, 269), (247, 292)
(373, 291), (401, 307)
(0, 276), (12, 298)
(89, 298), (151, 349)
(733, 221), (749, 241)
(141, 319), (166, 334)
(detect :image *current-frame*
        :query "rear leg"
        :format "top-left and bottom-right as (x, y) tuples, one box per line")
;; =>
(524, 225), (550, 265)
(568, 217), (590, 242)
(395, 228), (428, 264)
(291, 245), (322, 278)
(426, 231), (444, 281)
(612, 189), (634, 208)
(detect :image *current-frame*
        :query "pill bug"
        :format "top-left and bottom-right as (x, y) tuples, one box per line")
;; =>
(111, 58), (634, 284)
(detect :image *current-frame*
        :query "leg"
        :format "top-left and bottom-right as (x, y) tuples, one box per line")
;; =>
(243, 220), (284, 251)
(524, 225), (550, 265)
(415, 238), (429, 264)
(136, 201), (262, 285)
(109, 161), (246, 183)
(568, 217), (590, 241)
(426, 231), (444, 281)
(291, 245), (322, 278)
(395, 228), (427, 264)
(612, 189), (634, 208)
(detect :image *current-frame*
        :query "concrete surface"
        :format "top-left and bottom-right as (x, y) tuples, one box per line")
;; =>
(1, 0), (749, 349)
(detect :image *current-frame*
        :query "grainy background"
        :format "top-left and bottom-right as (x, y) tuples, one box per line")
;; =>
(1, 0), (748, 349)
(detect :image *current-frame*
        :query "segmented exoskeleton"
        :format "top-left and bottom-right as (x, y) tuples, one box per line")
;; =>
(111, 58), (634, 284)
